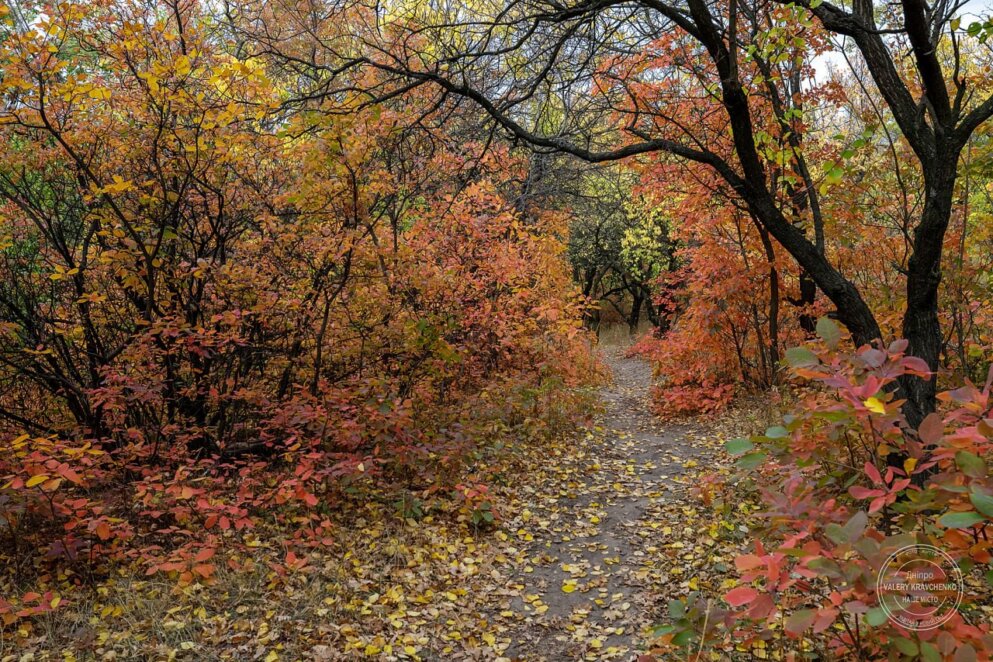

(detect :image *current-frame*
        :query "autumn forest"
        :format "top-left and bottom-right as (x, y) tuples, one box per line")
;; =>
(1, 0), (993, 658)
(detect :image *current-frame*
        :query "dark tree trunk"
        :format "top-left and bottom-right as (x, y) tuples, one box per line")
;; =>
(796, 272), (817, 334)
(628, 291), (643, 333)
(756, 224), (781, 383)
(899, 146), (959, 427)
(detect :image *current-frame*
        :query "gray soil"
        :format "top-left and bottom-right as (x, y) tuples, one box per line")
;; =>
(503, 343), (708, 660)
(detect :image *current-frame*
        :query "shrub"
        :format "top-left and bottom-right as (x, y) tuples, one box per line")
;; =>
(652, 320), (993, 660)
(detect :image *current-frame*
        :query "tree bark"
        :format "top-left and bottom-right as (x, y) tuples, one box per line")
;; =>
(899, 146), (960, 426)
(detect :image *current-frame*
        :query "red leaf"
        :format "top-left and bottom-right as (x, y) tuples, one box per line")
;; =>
(194, 547), (215, 563)
(902, 356), (931, 376)
(725, 586), (758, 607)
(918, 413), (944, 445)
(813, 607), (838, 633)
(747, 593), (775, 620)
(734, 554), (764, 571)
(864, 462), (882, 485)
(849, 486), (883, 499)
(193, 564), (215, 579)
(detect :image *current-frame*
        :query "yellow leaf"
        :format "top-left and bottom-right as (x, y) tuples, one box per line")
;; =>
(903, 457), (918, 474)
(175, 55), (192, 76)
(561, 581), (576, 593)
(50, 596), (61, 609)
(26, 474), (48, 488)
(863, 397), (886, 414)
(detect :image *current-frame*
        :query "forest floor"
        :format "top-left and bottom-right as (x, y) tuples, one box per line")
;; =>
(10, 341), (769, 661)
(493, 343), (732, 659)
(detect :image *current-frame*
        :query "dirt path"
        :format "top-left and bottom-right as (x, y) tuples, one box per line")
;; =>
(500, 345), (715, 660)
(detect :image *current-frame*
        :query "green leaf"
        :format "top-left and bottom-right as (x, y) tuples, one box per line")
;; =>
(843, 510), (868, 540)
(825, 523), (847, 544)
(956, 450), (987, 478)
(785, 609), (816, 634)
(785, 346), (818, 368)
(893, 637), (918, 656)
(765, 425), (789, 439)
(865, 607), (888, 627)
(809, 0), (823, 8)
(806, 557), (840, 574)
(736, 451), (768, 470)
(969, 490), (993, 518)
(826, 511), (867, 544)
(652, 624), (677, 636)
(816, 317), (841, 349)
(725, 438), (754, 455)
(939, 511), (985, 529)
(920, 642), (941, 662)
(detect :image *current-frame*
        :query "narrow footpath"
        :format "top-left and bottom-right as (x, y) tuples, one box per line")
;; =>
(497, 345), (725, 660)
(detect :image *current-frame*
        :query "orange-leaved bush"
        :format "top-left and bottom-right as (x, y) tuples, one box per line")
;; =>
(0, 0), (597, 627)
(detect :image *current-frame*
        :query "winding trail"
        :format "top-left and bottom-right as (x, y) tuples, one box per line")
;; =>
(499, 345), (715, 660)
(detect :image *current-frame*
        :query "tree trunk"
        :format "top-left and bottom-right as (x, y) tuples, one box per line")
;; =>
(899, 148), (959, 427)
(796, 272), (816, 334)
(757, 224), (780, 384)
(628, 291), (643, 334)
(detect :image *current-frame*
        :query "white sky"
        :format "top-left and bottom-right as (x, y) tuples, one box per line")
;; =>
(812, 0), (993, 82)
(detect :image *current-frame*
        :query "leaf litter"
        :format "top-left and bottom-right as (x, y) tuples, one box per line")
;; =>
(5, 346), (765, 660)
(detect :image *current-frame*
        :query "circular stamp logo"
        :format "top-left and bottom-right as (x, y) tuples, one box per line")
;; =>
(876, 544), (963, 630)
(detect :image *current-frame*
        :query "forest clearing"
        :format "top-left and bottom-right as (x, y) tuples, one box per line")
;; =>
(2, 0), (993, 659)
